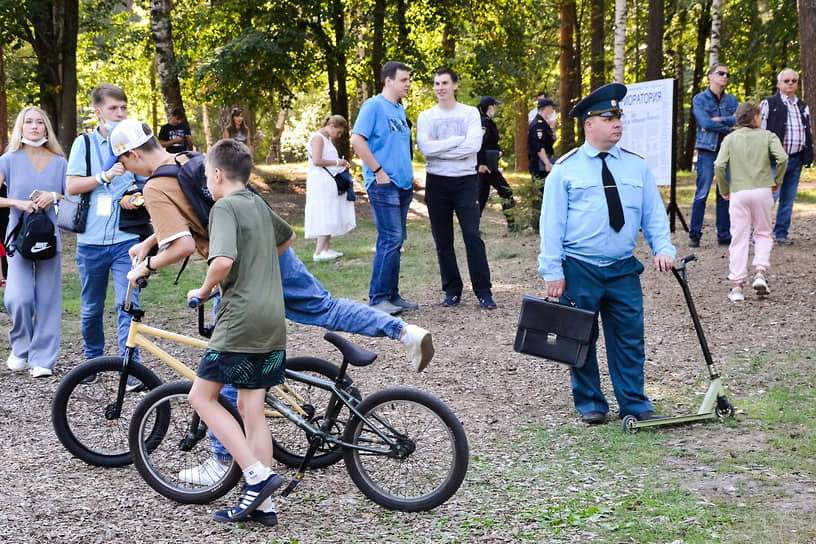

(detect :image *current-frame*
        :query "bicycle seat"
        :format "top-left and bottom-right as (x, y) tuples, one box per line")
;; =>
(324, 332), (378, 367)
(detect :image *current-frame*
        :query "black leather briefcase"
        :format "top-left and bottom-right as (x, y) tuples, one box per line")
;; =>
(514, 294), (598, 368)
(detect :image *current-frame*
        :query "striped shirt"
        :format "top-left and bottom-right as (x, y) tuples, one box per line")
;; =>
(760, 94), (809, 155)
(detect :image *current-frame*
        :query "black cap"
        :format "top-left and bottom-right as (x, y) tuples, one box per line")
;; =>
(231, 108), (243, 116)
(479, 96), (501, 111)
(537, 97), (559, 109)
(569, 83), (627, 119)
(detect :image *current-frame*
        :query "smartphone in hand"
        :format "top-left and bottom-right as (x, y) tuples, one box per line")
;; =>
(30, 189), (42, 200)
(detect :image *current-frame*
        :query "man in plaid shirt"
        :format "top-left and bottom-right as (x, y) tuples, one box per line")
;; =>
(760, 68), (814, 245)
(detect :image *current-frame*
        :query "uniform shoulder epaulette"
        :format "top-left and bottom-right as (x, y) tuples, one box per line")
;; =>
(620, 147), (645, 160)
(555, 147), (580, 164)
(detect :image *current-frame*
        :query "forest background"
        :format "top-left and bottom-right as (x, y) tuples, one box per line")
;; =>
(0, 0), (813, 174)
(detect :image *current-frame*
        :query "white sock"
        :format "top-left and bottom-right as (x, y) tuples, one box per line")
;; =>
(244, 461), (271, 485)
(257, 497), (277, 513)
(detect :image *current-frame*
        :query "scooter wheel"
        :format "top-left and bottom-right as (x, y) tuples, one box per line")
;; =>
(715, 402), (736, 419)
(622, 415), (639, 434)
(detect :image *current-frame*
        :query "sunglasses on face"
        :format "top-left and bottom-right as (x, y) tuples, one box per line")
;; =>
(783, 79), (798, 84)
(714, 70), (729, 77)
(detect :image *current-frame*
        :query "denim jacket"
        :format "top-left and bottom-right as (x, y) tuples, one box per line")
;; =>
(692, 88), (738, 152)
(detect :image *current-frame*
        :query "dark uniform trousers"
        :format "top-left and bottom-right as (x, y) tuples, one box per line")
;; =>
(477, 170), (515, 217)
(562, 255), (653, 417)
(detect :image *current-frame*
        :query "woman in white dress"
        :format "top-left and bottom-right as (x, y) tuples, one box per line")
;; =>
(305, 115), (355, 262)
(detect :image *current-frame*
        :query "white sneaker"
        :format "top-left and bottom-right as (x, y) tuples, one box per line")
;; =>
(401, 324), (434, 373)
(178, 457), (230, 486)
(6, 353), (26, 371)
(30, 366), (53, 378)
(728, 287), (744, 302)
(752, 273), (769, 296)
(324, 249), (343, 258)
(313, 251), (337, 262)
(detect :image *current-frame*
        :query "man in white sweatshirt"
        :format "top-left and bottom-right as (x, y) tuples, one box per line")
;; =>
(417, 68), (496, 310)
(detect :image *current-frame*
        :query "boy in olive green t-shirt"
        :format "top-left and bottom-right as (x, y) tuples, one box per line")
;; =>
(187, 139), (295, 525)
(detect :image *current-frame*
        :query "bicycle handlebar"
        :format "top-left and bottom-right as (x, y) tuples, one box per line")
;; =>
(188, 290), (220, 309)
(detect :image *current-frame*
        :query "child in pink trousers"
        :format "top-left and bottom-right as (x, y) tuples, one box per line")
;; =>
(714, 102), (787, 302)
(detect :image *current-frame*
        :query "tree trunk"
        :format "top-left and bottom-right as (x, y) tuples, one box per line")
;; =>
(799, 0), (816, 149)
(682, 0), (713, 170)
(0, 44), (8, 152)
(150, 0), (185, 120)
(559, 0), (577, 153)
(201, 104), (212, 151)
(441, 24), (456, 61)
(371, 0), (386, 94)
(673, 4), (687, 169)
(515, 97), (529, 172)
(331, 0), (350, 159)
(396, 0), (409, 55)
(265, 108), (288, 164)
(27, 0), (79, 152)
(709, 0), (723, 68)
(590, 0), (606, 91)
(613, 0), (627, 83)
(645, 0), (663, 80)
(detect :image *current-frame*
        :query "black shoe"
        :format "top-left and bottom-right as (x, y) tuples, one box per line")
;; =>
(775, 236), (793, 246)
(718, 238), (731, 246)
(581, 411), (606, 425)
(80, 373), (97, 385)
(214, 473), (283, 522)
(248, 509), (278, 527)
(635, 410), (663, 422)
(688, 238), (700, 248)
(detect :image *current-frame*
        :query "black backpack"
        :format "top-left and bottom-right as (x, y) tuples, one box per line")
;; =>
(147, 151), (260, 282)
(5, 210), (58, 261)
(148, 151), (215, 229)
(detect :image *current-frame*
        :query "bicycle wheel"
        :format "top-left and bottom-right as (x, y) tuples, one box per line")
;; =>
(51, 356), (163, 467)
(129, 381), (243, 504)
(342, 388), (469, 512)
(271, 356), (361, 469)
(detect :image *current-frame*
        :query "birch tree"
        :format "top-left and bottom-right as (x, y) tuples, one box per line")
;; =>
(613, 0), (627, 83)
(709, 0), (723, 68)
(799, 0), (815, 145)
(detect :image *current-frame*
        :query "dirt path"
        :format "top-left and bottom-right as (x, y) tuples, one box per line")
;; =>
(1, 176), (814, 543)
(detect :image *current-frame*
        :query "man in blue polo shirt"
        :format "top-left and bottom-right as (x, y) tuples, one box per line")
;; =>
(65, 84), (141, 384)
(351, 61), (416, 315)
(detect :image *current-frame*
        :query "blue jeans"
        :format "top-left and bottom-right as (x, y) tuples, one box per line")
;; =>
(75, 240), (139, 360)
(689, 150), (731, 241)
(563, 256), (653, 418)
(773, 154), (803, 239)
(210, 247), (405, 460)
(367, 181), (412, 305)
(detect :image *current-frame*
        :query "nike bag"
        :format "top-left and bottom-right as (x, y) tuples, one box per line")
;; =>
(5, 210), (58, 261)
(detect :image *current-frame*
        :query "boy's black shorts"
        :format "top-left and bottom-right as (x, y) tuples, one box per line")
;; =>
(197, 349), (286, 389)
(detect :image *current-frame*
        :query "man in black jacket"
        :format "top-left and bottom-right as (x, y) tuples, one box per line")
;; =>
(760, 68), (813, 245)
(527, 97), (558, 182)
(476, 96), (515, 231)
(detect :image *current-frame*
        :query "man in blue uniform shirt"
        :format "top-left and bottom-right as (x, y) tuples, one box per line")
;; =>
(538, 83), (676, 425)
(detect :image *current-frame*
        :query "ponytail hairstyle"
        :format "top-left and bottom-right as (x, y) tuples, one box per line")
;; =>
(322, 114), (348, 131)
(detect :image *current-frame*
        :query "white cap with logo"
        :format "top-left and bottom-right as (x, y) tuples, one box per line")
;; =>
(103, 119), (153, 170)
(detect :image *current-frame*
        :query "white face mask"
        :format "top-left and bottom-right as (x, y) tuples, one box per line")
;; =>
(22, 137), (48, 147)
(103, 119), (120, 132)
(548, 112), (557, 122)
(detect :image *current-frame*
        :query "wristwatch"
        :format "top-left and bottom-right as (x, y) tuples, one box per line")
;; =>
(145, 256), (156, 272)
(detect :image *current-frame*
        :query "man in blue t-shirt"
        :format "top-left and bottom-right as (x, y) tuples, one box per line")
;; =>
(65, 84), (142, 383)
(351, 61), (416, 315)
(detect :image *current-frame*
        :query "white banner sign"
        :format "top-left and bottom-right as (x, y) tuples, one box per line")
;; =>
(619, 79), (674, 186)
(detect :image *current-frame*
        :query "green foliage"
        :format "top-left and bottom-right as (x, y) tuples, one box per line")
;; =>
(505, 171), (544, 231)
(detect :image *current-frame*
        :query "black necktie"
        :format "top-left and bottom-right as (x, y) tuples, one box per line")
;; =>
(597, 152), (625, 232)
